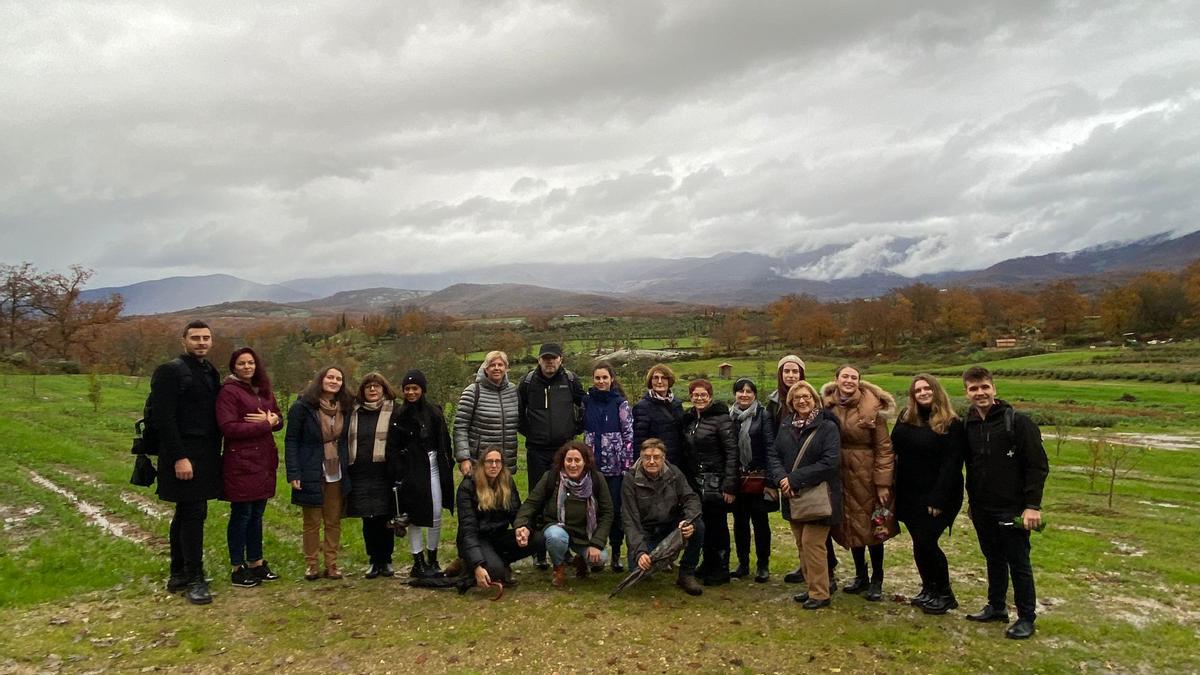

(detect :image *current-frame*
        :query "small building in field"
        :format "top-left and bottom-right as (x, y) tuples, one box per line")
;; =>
(994, 337), (1018, 349)
(717, 362), (734, 379)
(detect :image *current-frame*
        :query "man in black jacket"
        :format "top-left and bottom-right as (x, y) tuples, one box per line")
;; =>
(517, 343), (584, 568)
(621, 440), (704, 596)
(961, 366), (1049, 640)
(153, 320), (222, 605)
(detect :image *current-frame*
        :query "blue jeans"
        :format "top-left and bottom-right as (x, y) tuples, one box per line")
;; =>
(626, 519), (705, 574)
(543, 524), (610, 566)
(227, 499), (267, 567)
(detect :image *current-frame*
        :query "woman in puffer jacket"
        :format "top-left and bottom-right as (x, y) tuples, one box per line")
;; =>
(679, 379), (738, 586)
(453, 351), (519, 475)
(582, 362), (634, 572)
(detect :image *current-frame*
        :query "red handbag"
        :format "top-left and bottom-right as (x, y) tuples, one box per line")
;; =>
(739, 471), (766, 495)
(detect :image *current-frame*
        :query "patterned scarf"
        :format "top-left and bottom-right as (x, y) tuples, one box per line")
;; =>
(648, 388), (674, 403)
(317, 399), (343, 478)
(556, 471), (597, 538)
(790, 407), (821, 430)
(348, 399), (392, 464)
(730, 401), (759, 468)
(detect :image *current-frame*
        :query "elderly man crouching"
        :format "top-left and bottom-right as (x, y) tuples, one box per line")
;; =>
(621, 439), (705, 596)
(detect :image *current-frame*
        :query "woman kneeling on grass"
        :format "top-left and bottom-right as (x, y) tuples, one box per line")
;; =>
(455, 446), (543, 593)
(216, 347), (283, 588)
(285, 366), (352, 581)
(514, 441), (613, 588)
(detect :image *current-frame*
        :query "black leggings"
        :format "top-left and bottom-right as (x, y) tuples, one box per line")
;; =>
(731, 494), (770, 566)
(850, 543), (885, 581)
(904, 514), (952, 590)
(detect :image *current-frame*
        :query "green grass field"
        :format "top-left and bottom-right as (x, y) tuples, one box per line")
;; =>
(1, 353), (1198, 673)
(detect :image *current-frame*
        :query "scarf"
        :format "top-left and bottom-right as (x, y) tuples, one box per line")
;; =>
(348, 399), (392, 464)
(730, 401), (759, 468)
(317, 399), (343, 478)
(648, 388), (674, 403)
(791, 407), (820, 430)
(556, 470), (597, 538)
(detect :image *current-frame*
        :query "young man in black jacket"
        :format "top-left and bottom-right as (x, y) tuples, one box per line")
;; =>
(517, 343), (584, 569)
(153, 320), (222, 605)
(961, 366), (1050, 640)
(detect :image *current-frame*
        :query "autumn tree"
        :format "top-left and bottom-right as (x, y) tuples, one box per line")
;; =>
(935, 288), (985, 338)
(25, 265), (123, 361)
(1038, 280), (1088, 336)
(94, 317), (175, 375)
(767, 294), (823, 346)
(897, 283), (941, 336)
(0, 262), (40, 352)
(1130, 272), (1188, 333)
(712, 313), (749, 352)
(975, 288), (1041, 332)
(1098, 286), (1141, 337)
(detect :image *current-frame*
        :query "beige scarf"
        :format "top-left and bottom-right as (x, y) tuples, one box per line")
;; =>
(317, 399), (344, 478)
(348, 399), (393, 464)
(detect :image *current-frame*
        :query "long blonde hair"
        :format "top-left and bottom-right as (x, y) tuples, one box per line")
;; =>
(899, 373), (958, 435)
(472, 446), (514, 511)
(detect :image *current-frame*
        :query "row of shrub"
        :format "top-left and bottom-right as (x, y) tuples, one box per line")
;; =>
(893, 367), (1200, 384)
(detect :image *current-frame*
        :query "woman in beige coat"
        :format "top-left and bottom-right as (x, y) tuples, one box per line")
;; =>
(822, 365), (898, 601)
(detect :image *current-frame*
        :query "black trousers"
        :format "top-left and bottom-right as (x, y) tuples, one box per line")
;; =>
(902, 513), (952, 590)
(362, 515), (395, 566)
(972, 511), (1037, 620)
(700, 500), (730, 571)
(526, 443), (558, 562)
(169, 500), (208, 580)
(476, 530), (542, 578)
(731, 494), (771, 566)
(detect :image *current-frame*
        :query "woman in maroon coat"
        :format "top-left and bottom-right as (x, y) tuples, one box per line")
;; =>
(216, 347), (283, 588)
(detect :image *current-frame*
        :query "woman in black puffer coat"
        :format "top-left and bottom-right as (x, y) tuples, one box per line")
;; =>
(892, 373), (965, 615)
(454, 446), (541, 592)
(679, 379), (739, 586)
(345, 372), (404, 579)
(631, 364), (686, 466)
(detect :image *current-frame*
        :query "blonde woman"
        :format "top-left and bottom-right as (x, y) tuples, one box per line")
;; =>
(455, 446), (540, 591)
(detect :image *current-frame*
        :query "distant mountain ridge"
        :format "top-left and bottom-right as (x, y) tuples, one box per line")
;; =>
(84, 229), (1200, 315)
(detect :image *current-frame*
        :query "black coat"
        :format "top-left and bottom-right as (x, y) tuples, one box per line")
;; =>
(283, 399), (350, 507)
(730, 404), (776, 473)
(631, 393), (686, 466)
(963, 400), (1049, 516)
(153, 354), (222, 503)
(768, 409), (843, 527)
(456, 475), (521, 570)
(517, 367), (584, 450)
(679, 402), (739, 494)
(393, 400), (455, 526)
(345, 405), (402, 518)
(891, 411), (965, 524)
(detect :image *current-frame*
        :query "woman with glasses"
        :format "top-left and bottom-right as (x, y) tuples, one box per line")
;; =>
(344, 373), (403, 579)
(455, 446), (540, 592)
(632, 364), (686, 467)
(679, 379), (738, 586)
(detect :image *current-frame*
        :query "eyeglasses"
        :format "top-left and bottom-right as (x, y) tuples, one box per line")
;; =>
(691, 392), (711, 399)
(482, 459), (503, 465)
(793, 394), (814, 402)
(364, 383), (382, 389)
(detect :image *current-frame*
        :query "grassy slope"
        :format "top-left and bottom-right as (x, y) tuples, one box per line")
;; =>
(0, 365), (1198, 673)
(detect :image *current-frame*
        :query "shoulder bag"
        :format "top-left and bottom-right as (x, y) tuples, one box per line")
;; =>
(783, 428), (832, 522)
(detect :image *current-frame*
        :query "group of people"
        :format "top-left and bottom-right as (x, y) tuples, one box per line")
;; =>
(150, 323), (1049, 640)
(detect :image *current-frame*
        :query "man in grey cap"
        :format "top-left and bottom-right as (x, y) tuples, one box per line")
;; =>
(517, 342), (585, 569)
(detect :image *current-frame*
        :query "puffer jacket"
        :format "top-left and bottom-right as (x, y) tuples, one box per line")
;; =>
(215, 376), (282, 503)
(453, 363), (519, 472)
(620, 460), (701, 558)
(679, 401), (739, 495)
(456, 474), (522, 570)
(767, 409), (843, 527)
(583, 388), (635, 477)
(821, 380), (899, 547)
(631, 392), (685, 466)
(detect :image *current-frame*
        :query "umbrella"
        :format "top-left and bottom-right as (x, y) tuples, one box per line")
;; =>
(609, 516), (698, 598)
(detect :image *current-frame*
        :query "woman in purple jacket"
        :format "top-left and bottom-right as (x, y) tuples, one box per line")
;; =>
(216, 347), (283, 588)
(582, 362), (634, 572)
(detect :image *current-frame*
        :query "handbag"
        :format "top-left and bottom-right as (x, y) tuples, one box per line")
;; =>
(739, 470), (766, 495)
(130, 453), (156, 487)
(782, 431), (833, 522)
(698, 471), (724, 504)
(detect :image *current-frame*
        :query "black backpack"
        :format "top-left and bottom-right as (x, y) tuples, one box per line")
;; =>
(130, 358), (192, 457)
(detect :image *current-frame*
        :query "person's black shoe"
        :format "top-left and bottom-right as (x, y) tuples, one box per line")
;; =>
(783, 565), (805, 584)
(364, 564), (381, 579)
(843, 576), (869, 594)
(754, 564), (770, 583)
(611, 560), (625, 573)
(409, 554), (428, 578)
(922, 588), (958, 615)
(966, 604), (1009, 623)
(802, 597), (831, 610)
(250, 561), (279, 581)
(230, 566), (262, 588)
(702, 570), (731, 587)
(1005, 618), (1036, 639)
(533, 554), (550, 571)
(185, 579), (213, 605)
(379, 563), (395, 577)
(731, 561), (750, 578)
(425, 550), (444, 578)
(910, 586), (933, 607)
(166, 573), (189, 594)
(792, 592), (810, 603)
(864, 579), (883, 602)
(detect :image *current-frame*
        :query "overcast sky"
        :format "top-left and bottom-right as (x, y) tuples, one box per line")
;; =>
(2, 1), (1198, 287)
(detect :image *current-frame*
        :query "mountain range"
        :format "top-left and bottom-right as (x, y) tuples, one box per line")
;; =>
(82, 230), (1200, 316)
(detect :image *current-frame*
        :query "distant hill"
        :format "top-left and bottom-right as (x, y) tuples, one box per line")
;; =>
(81, 274), (313, 315)
(410, 283), (696, 316)
(294, 288), (430, 313)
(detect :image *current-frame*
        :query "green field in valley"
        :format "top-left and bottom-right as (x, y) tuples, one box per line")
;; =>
(1, 348), (1198, 673)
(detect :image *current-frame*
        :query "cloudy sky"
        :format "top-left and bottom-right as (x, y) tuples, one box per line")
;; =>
(3, 1), (1199, 286)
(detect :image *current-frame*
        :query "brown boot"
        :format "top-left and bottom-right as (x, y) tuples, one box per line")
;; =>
(552, 564), (567, 588)
(676, 572), (703, 596)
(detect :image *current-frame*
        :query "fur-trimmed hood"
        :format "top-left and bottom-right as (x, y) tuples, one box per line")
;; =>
(820, 379), (896, 419)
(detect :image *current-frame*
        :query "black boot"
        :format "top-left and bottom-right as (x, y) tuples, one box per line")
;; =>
(703, 552), (730, 586)
(922, 586), (959, 615)
(731, 560), (750, 578)
(409, 554), (427, 578)
(843, 576), (869, 594)
(185, 576), (212, 605)
(910, 585), (934, 607)
(425, 550), (444, 578)
(865, 576), (883, 602)
(783, 565), (805, 584)
(754, 562), (770, 583)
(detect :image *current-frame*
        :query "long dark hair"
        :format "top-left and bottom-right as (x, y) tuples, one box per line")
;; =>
(299, 365), (354, 409)
(227, 346), (272, 396)
(591, 361), (625, 397)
